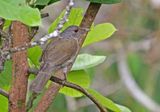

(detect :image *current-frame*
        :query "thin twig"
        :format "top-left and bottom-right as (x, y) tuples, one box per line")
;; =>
(116, 47), (160, 112)
(28, 69), (107, 112)
(0, 88), (9, 98)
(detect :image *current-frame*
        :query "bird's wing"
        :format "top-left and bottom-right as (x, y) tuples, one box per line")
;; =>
(41, 38), (78, 67)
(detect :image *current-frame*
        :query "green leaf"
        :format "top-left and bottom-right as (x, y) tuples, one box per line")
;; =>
(116, 104), (132, 112)
(6, 0), (26, 5)
(35, 0), (60, 6)
(83, 23), (116, 47)
(48, 8), (83, 33)
(64, 8), (83, 28)
(87, 89), (121, 112)
(0, 95), (8, 112)
(48, 0), (60, 4)
(0, 0), (41, 26)
(48, 94), (67, 112)
(3, 20), (11, 30)
(60, 70), (90, 97)
(0, 61), (12, 88)
(86, 0), (121, 4)
(35, 0), (51, 5)
(72, 54), (106, 70)
(27, 46), (42, 67)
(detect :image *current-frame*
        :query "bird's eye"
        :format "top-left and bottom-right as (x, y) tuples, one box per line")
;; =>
(74, 29), (78, 32)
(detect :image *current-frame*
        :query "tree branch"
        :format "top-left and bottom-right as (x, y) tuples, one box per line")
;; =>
(0, 88), (8, 98)
(9, 21), (29, 112)
(34, 2), (103, 112)
(116, 48), (160, 112)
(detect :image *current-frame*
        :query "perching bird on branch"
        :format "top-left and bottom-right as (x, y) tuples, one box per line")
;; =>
(30, 25), (85, 93)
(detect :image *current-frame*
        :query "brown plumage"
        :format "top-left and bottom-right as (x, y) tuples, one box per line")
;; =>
(30, 26), (82, 93)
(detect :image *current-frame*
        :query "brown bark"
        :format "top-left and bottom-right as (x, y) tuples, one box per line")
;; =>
(79, 3), (101, 44)
(9, 21), (29, 112)
(34, 3), (102, 112)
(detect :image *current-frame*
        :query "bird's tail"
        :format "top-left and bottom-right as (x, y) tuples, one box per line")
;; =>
(30, 65), (53, 93)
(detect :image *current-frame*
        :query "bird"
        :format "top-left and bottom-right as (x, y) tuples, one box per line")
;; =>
(30, 25), (83, 93)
